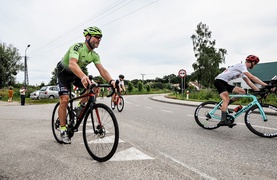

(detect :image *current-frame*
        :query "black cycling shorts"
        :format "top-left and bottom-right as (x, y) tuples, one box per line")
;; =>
(214, 79), (235, 94)
(56, 62), (84, 96)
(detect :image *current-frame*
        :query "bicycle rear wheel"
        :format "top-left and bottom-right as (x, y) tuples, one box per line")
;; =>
(51, 102), (72, 143)
(83, 103), (119, 162)
(117, 96), (124, 112)
(245, 104), (277, 138)
(194, 101), (221, 129)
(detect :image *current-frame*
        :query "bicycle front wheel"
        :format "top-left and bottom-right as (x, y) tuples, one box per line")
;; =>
(83, 103), (119, 162)
(194, 101), (221, 129)
(117, 96), (124, 112)
(245, 104), (277, 138)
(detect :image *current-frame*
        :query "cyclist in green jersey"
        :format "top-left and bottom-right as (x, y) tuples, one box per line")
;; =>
(56, 26), (116, 144)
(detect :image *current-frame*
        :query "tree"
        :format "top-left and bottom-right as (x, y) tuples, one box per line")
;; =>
(127, 81), (134, 92)
(0, 42), (24, 87)
(49, 68), (58, 85)
(191, 22), (227, 88)
(138, 81), (143, 92)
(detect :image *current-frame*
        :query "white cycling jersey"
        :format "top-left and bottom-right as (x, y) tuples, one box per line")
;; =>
(117, 79), (124, 85)
(215, 63), (248, 82)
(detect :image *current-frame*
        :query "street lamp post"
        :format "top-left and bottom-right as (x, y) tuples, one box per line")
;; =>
(24, 44), (30, 86)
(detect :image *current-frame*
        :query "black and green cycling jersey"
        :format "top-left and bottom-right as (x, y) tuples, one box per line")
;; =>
(60, 42), (101, 72)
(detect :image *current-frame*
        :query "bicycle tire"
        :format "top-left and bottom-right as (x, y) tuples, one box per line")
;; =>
(83, 103), (119, 162)
(51, 102), (72, 143)
(117, 96), (124, 112)
(245, 104), (277, 138)
(194, 101), (221, 129)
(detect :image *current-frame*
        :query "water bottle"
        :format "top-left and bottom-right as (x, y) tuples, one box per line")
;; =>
(234, 105), (242, 112)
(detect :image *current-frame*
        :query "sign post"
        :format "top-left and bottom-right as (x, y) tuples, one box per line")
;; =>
(178, 69), (186, 98)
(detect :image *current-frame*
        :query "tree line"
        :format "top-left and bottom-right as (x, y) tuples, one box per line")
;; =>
(0, 22), (227, 90)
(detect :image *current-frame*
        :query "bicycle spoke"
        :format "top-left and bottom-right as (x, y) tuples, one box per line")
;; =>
(83, 103), (119, 162)
(245, 104), (277, 137)
(194, 101), (221, 129)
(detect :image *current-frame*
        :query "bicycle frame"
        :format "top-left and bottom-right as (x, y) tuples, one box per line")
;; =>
(209, 94), (267, 121)
(67, 84), (114, 133)
(115, 93), (121, 105)
(67, 91), (96, 132)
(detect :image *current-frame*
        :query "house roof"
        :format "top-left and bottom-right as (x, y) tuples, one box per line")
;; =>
(248, 61), (277, 82)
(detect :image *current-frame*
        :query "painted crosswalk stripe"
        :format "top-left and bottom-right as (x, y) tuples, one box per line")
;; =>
(110, 147), (154, 161)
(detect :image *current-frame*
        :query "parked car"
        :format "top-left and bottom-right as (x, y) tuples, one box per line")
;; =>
(30, 90), (40, 100)
(39, 86), (59, 99)
(39, 86), (77, 99)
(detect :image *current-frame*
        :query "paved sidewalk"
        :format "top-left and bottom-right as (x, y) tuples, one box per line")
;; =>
(150, 94), (202, 107)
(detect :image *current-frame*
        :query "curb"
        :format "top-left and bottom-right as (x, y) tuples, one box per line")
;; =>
(150, 94), (201, 107)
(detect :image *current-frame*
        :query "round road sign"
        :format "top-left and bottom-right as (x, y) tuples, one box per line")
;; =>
(178, 69), (186, 78)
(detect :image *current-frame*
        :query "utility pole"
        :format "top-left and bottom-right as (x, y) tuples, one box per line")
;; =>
(141, 73), (146, 81)
(24, 44), (30, 86)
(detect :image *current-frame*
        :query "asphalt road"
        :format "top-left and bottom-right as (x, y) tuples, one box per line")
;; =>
(0, 95), (276, 180)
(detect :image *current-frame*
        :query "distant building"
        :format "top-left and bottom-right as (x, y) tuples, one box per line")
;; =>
(188, 81), (202, 90)
(229, 61), (277, 89)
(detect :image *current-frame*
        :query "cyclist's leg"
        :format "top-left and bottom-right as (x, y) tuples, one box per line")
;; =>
(73, 79), (89, 105)
(215, 79), (236, 127)
(57, 65), (76, 143)
(58, 94), (70, 127)
(111, 93), (115, 109)
(219, 91), (229, 119)
(214, 79), (229, 119)
(58, 94), (71, 144)
(230, 86), (246, 102)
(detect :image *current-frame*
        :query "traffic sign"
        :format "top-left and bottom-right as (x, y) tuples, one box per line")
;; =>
(178, 69), (186, 78)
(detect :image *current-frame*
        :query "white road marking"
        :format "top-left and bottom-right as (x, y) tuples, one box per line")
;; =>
(79, 136), (125, 144)
(144, 106), (152, 109)
(110, 147), (154, 161)
(161, 110), (173, 113)
(159, 152), (217, 180)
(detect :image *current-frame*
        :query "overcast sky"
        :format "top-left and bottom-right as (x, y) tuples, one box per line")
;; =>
(1, 0), (277, 85)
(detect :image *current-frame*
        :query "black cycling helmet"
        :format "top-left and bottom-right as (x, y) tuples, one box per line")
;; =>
(119, 74), (124, 79)
(246, 55), (259, 64)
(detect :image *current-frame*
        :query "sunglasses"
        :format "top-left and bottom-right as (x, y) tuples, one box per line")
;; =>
(93, 35), (102, 39)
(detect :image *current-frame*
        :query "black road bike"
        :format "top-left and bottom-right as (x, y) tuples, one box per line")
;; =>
(52, 83), (119, 162)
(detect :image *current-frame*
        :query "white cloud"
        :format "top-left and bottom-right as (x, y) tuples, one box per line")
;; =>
(1, 0), (277, 85)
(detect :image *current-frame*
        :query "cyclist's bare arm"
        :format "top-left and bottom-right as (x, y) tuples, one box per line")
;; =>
(121, 84), (126, 92)
(243, 77), (259, 91)
(244, 72), (268, 87)
(95, 63), (115, 87)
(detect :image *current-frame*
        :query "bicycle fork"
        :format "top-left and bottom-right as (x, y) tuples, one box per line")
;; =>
(94, 107), (106, 138)
(206, 103), (222, 121)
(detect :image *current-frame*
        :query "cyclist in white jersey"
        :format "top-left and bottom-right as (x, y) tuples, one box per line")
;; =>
(214, 55), (267, 126)
(111, 74), (126, 109)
